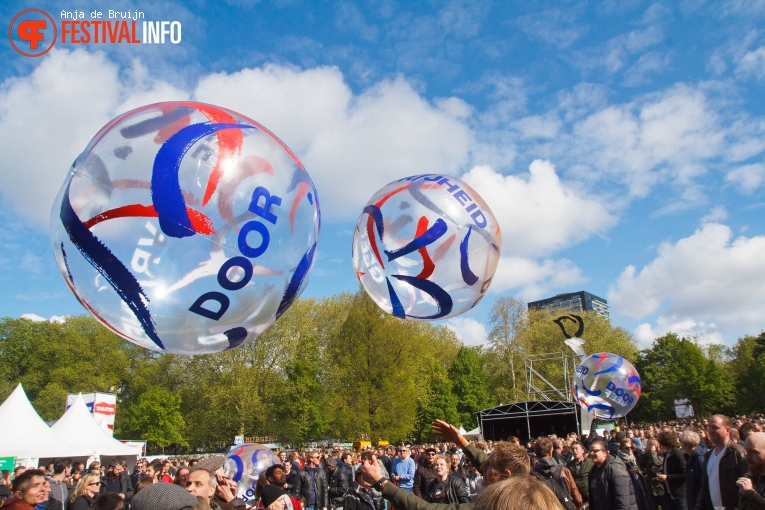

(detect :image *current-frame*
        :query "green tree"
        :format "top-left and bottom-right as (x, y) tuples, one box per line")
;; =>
(0, 316), (132, 421)
(325, 290), (460, 442)
(632, 333), (735, 422)
(485, 296), (527, 403)
(123, 386), (187, 451)
(732, 332), (765, 413)
(277, 335), (330, 449)
(449, 346), (494, 428)
(413, 362), (459, 442)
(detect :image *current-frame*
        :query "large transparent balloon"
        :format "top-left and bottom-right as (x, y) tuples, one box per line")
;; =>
(352, 175), (501, 320)
(573, 352), (642, 419)
(50, 102), (320, 355)
(223, 443), (281, 506)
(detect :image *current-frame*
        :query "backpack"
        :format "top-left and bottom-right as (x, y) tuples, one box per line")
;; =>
(532, 464), (576, 510)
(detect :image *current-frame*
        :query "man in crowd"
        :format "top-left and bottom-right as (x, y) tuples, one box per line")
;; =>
(413, 447), (438, 498)
(391, 446), (416, 492)
(343, 468), (382, 510)
(186, 468), (237, 510)
(11, 469), (60, 510)
(47, 459), (72, 508)
(360, 419), (530, 510)
(265, 464), (288, 491)
(567, 441), (593, 507)
(696, 414), (748, 510)
(104, 460), (134, 503)
(130, 459), (146, 488)
(681, 429), (707, 510)
(532, 437), (581, 510)
(587, 438), (638, 510)
(326, 458), (350, 510)
(736, 431), (765, 510)
(145, 460), (163, 483)
(379, 448), (394, 478)
(552, 439), (566, 465)
(296, 450), (328, 510)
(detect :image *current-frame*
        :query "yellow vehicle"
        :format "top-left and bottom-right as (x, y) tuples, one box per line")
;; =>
(353, 441), (372, 450)
(377, 440), (389, 447)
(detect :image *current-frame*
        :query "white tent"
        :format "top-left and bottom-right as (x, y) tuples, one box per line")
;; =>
(51, 394), (140, 459)
(0, 384), (89, 466)
(463, 427), (482, 440)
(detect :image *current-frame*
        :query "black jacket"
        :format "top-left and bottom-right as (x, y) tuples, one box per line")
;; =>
(739, 472), (765, 510)
(589, 455), (639, 510)
(69, 495), (92, 510)
(295, 466), (329, 509)
(343, 484), (380, 510)
(424, 475), (469, 505)
(695, 441), (748, 510)
(663, 447), (687, 500)
(686, 444), (707, 510)
(567, 457), (594, 502)
(413, 460), (437, 498)
(328, 466), (351, 507)
(104, 471), (134, 502)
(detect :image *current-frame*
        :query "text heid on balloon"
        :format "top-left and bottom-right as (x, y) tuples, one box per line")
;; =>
(395, 174), (489, 229)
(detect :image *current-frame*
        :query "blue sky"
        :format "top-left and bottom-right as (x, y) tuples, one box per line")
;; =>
(2, 0), (764, 349)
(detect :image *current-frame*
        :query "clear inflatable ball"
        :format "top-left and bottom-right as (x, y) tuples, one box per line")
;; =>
(573, 352), (642, 419)
(351, 174), (501, 320)
(223, 443), (281, 506)
(50, 102), (320, 354)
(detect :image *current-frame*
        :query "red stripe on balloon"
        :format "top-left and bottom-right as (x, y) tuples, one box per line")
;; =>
(365, 183), (414, 268)
(83, 203), (215, 235)
(415, 216), (435, 279)
(289, 182), (309, 233)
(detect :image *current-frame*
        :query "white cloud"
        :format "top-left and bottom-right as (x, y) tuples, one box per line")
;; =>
(736, 46), (765, 80)
(462, 161), (617, 257)
(0, 49), (187, 227)
(0, 50), (473, 226)
(491, 255), (587, 301)
(633, 316), (724, 349)
(565, 84), (725, 199)
(20, 313), (66, 323)
(445, 316), (488, 346)
(700, 206), (728, 224)
(725, 163), (765, 194)
(609, 223), (765, 343)
(195, 67), (473, 221)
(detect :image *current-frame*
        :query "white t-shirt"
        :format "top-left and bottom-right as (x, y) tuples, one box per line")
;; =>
(707, 445), (727, 508)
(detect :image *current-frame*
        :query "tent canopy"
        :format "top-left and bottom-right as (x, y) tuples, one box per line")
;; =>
(51, 394), (141, 458)
(463, 427), (482, 440)
(0, 384), (89, 461)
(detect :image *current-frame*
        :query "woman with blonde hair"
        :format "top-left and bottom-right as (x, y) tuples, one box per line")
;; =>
(472, 476), (564, 510)
(70, 472), (102, 510)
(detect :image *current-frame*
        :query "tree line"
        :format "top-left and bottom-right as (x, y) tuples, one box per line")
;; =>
(0, 292), (762, 452)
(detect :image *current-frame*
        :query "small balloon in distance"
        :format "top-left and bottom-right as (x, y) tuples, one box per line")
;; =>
(351, 174), (501, 320)
(223, 443), (281, 505)
(573, 352), (642, 419)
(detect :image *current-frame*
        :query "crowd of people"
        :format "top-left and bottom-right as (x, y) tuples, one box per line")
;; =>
(1, 413), (764, 510)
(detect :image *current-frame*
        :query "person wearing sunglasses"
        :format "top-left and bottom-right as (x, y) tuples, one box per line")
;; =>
(70, 473), (102, 510)
(587, 439), (638, 510)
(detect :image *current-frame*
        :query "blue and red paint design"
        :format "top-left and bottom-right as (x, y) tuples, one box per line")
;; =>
(59, 102), (317, 351)
(357, 181), (484, 320)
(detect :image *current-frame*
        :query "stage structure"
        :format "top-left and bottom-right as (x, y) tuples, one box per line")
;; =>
(475, 351), (592, 441)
